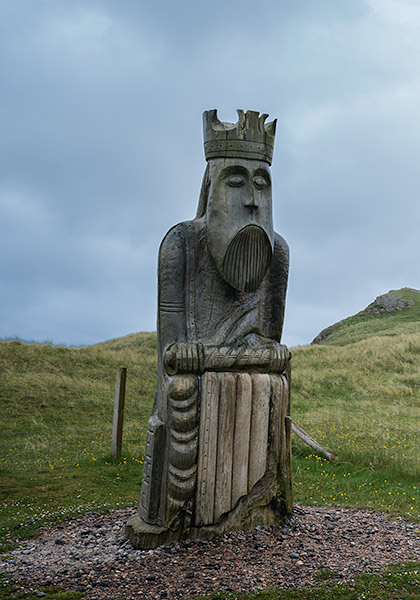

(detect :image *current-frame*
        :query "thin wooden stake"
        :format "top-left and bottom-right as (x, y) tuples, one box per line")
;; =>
(112, 367), (127, 460)
(291, 419), (337, 462)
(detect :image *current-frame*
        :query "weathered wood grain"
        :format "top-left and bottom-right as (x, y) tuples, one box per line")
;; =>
(231, 373), (252, 506)
(214, 373), (236, 521)
(248, 374), (270, 490)
(195, 372), (220, 525)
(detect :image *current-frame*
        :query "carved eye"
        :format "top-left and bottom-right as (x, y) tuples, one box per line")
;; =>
(254, 176), (269, 190)
(227, 175), (245, 187)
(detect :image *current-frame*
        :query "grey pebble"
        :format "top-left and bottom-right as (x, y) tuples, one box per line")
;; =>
(54, 538), (66, 545)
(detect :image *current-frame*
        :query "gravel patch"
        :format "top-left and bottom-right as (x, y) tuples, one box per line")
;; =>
(2, 505), (420, 599)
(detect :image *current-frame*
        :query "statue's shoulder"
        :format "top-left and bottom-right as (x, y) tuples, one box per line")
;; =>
(159, 221), (192, 258)
(159, 218), (206, 255)
(273, 232), (289, 262)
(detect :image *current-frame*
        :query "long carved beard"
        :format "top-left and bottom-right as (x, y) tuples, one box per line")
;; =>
(222, 225), (272, 292)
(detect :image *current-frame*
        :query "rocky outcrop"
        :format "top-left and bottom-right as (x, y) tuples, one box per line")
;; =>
(365, 289), (418, 316)
(311, 288), (420, 345)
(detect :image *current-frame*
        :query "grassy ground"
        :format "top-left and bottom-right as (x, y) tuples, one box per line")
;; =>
(0, 334), (157, 551)
(291, 331), (420, 517)
(1, 307), (420, 598)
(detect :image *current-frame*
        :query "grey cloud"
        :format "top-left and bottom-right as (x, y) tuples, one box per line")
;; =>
(1, 0), (419, 347)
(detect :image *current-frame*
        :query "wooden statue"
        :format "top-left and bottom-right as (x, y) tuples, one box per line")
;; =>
(126, 109), (292, 549)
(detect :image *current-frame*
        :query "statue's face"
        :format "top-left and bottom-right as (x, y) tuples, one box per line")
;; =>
(206, 158), (274, 292)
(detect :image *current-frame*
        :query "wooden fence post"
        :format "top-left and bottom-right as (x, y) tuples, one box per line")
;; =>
(112, 367), (127, 460)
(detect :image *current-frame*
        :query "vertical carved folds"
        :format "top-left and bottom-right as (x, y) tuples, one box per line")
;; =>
(166, 375), (199, 513)
(222, 225), (272, 292)
(195, 372), (288, 526)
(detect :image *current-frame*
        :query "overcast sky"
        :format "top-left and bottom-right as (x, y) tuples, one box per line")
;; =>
(1, 0), (419, 348)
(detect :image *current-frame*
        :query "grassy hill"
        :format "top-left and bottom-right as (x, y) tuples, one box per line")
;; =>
(312, 287), (420, 345)
(1, 292), (420, 568)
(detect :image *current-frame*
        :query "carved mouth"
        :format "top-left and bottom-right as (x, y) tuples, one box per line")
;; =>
(222, 225), (272, 292)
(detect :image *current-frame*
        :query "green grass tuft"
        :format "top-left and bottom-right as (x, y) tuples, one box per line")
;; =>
(0, 573), (84, 599)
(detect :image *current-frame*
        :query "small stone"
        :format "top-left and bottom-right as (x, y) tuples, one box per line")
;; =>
(290, 552), (300, 559)
(81, 529), (92, 536)
(55, 538), (66, 545)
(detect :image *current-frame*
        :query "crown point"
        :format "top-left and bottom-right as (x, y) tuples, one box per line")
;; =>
(210, 109), (224, 130)
(265, 118), (277, 137)
(235, 110), (244, 134)
(258, 113), (269, 133)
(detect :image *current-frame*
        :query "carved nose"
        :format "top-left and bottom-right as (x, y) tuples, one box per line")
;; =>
(244, 192), (259, 209)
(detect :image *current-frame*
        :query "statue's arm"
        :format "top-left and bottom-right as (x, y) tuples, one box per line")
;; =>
(157, 223), (187, 352)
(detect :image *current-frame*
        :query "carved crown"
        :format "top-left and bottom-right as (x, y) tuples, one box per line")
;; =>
(203, 109), (277, 165)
